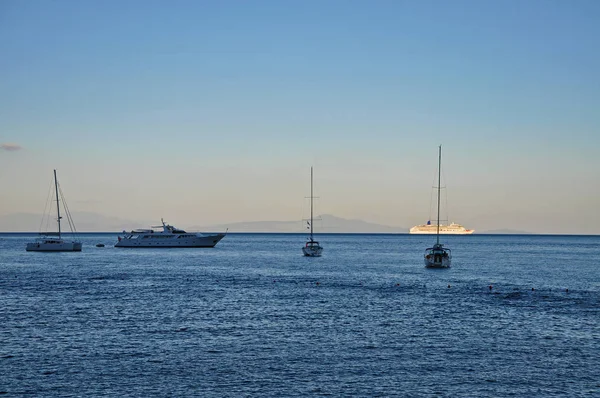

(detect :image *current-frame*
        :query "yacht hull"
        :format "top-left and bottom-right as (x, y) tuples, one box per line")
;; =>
(424, 246), (451, 268)
(115, 233), (225, 248)
(26, 241), (82, 252)
(302, 246), (323, 257)
(424, 258), (451, 268)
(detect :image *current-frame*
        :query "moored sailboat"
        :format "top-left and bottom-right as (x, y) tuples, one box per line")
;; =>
(26, 170), (82, 252)
(424, 146), (451, 268)
(302, 167), (323, 257)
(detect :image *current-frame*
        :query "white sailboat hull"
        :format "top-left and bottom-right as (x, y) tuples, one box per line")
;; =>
(26, 239), (82, 252)
(302, 245), (323, 257)
(424, 256), (451, 268)
(424, 244), (452, 268)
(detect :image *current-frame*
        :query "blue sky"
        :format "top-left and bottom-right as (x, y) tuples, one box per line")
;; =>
(1, 0), (599, 233)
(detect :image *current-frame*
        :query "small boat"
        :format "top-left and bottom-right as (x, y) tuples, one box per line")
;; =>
(96, 243), (105, 247)
(302, 167), (323, 257)
(115, 219), (226, 248)
(424, 146), (451, 268)
(26, 170), (82, 252)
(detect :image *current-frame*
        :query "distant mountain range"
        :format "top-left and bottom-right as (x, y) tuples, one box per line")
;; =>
(194, 214), (404, 233)
(0, 212), (537, 234)
(0, 212), (404, 233)
(478, 229), (533, 235)
(0, 212), (153, 233)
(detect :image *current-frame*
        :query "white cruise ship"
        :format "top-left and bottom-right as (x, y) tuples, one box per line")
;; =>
(410, 221), (474, 235)
(115, 219), (226, 248)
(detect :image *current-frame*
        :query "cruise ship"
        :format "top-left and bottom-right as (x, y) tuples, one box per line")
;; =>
(410, 220), (474, 235)
(115, 219), (226, 248)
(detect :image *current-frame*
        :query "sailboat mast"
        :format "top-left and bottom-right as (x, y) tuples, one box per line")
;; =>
(310, 166), (314, 240)
(54, 169), (62, 238)
(436, 146), (441, 245)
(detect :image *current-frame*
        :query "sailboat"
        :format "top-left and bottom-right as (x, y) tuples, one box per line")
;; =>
(424, 146), (451, 268)
(26, 170), (82, 252)
(302, 167), (323, 257)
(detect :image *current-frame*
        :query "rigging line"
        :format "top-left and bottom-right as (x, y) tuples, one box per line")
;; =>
(64, 200), (77, 236)
(300, 194), (307, 234)
(39, 178), (54, 233)
(44, 187), (52, 234)
(301, 200), (323, 233)
(64, 196), (74, 233)
(46, 194), (53, 233)
(64, 197), (77, 235)
(58, 183), (72, 233)
(44, 181), (55, 234)
(429, 166), (436, 223)
(58, 183), (78, 236)
(442, 165), (449, 224)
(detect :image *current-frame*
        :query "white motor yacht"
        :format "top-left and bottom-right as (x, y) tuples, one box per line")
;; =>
(115, 219), (226, 248)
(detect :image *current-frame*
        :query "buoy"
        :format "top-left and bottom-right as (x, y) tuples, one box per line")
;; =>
(448, 284), (451, 288)
(396, 283), (400, 286)
(531, 287), (535, 291)
(489, 285), (493, 290)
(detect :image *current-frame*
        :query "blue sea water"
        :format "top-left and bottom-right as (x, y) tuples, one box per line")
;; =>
(1, 233), (599, 397)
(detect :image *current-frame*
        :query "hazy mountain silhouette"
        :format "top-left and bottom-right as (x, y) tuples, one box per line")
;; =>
(0, 212), (542, 234)
(194, 214), (405, 233)
(479, 229), (532, 234)
(0, 212), (406, 233)
(0, 212), (153, 232)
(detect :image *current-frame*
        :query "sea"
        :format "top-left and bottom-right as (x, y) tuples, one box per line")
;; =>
(1, 233), (599, 397)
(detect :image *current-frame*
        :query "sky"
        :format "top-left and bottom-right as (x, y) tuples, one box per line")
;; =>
(1, 0), (599, 234)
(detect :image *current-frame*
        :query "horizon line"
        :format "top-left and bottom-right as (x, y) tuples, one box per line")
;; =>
(1, 231), (599, 237)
